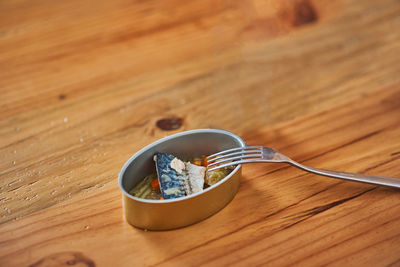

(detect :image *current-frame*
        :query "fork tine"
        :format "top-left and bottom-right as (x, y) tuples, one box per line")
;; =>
(207, 159), (267, 172)
(207, 153), (263, 167)
(208, 149), (262, 162)
(207, 146), (263, 159)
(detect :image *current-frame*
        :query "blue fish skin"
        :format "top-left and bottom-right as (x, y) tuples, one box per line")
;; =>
(154, 153), (186, 199)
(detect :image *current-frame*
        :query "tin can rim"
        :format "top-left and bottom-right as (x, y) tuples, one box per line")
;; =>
(118, 128), (246, 204)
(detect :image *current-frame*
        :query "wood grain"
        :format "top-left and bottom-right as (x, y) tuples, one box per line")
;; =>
(1, 0), (400, 266)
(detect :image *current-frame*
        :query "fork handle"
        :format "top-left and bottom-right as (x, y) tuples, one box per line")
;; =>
(288, 160), (400, 189)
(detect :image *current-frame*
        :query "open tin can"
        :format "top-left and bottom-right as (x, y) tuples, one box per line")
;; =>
(118, 129), (245, 230)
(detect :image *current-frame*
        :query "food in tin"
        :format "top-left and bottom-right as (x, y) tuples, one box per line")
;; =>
(129, 152), (234, 200)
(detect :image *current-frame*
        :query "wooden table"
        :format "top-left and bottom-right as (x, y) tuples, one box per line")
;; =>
(1, 0), (400, 266)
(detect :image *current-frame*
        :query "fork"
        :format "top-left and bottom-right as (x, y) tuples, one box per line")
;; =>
(206, 146), (400, 189)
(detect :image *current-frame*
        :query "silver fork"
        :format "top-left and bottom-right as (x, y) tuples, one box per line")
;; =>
(206, 146), (400, 189)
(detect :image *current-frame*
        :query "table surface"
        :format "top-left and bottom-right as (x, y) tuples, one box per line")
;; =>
(1, 0), (400, 266)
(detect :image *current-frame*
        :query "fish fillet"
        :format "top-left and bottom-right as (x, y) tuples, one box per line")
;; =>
(154, 153), (206, 199)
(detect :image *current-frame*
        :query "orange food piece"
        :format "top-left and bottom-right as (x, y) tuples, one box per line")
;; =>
(151, 179), (160, 191)
(192, 160), (202, 166)
(160, 197), (164, 200)
(203, 156), (208, 167)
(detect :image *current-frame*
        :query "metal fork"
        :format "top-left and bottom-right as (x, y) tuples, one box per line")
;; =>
(206, 146), (400, 189)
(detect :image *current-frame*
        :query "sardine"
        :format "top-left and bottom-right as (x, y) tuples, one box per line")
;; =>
(154, 153), (206, 199)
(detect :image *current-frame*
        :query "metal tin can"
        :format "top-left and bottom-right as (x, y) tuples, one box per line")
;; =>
(119, 129), (245, 230)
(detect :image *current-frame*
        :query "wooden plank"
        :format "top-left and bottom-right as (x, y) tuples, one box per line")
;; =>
(0, 85), (399, 266)
(0, 0), (400, 265)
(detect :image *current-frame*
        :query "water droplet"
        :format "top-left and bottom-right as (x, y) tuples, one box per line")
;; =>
(13, 150), (17, 154)
(64, 117), (68, 123)
(51, 190), (57, 195)
(61, 184), (65, 188)
(7, 209), (11, 214)
(80, 138), (84, 142)
(12, 160), (16, 165)
(24, 197), (30, 201)
(84, 225), (90, 230)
